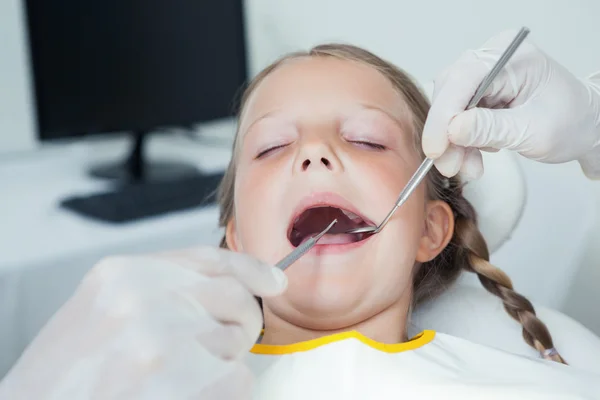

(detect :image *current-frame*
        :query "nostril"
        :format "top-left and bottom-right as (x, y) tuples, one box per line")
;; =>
(321, 158), (330, 167)
(302, 159), (311, 170)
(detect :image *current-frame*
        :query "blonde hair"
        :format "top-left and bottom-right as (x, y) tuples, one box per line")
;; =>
(217, 43), (566, 364)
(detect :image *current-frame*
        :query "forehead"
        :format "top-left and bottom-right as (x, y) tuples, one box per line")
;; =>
(239, 56), (408, 134)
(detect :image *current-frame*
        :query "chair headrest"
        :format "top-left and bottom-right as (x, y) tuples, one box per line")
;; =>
(462, 150), (526, 253)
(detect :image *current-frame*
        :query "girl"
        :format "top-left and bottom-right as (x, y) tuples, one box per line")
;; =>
(217, 43), (599, 398)
(2, 43), (598, 400)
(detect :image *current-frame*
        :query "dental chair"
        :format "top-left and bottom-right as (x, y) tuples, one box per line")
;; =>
(408, 150), (600, 375)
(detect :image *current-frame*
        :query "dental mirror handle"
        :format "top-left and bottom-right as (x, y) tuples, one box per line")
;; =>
(374, 27), (531, 234)
(275, 219), (337, 271)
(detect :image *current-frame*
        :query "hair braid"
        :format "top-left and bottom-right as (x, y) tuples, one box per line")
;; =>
(453, 199), (567, 364)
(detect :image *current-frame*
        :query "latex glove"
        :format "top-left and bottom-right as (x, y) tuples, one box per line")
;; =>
(422, 29), (600, 180)
(0, 247), (287, 400)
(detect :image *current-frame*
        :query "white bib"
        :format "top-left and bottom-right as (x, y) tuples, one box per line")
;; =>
(244, 330), (600, 399)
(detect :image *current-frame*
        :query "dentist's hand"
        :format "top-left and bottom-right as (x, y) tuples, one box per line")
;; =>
(422, 29), (600, 180)
(0, 247), (287, 400)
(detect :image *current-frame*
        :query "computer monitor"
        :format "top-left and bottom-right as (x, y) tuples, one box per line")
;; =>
(24, 0), (248, 183)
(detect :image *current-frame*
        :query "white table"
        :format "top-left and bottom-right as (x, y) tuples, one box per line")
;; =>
(0, 131), (232, 377)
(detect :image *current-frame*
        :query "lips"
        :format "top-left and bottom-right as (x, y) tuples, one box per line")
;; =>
(286, 193), (374, 247)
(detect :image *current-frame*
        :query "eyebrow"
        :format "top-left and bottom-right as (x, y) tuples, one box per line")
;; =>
(241, 110), (283, 138)
(241, 102), (409, 139)
(356, 103), (409, 132)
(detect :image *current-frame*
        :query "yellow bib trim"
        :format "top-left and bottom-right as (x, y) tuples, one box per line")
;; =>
(250, 330), (435, 355)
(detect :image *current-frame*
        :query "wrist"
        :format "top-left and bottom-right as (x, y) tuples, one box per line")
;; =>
(577, 72), (600, 180)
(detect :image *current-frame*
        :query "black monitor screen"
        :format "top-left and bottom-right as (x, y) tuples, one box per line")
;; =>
(25, 1), (248, 140)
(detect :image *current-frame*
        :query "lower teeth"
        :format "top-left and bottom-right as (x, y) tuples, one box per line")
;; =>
(298, 232), (365, 246)
(318, 234), (354, 245)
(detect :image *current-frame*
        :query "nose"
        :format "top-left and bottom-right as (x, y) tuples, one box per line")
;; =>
(294, 138), (343, 174)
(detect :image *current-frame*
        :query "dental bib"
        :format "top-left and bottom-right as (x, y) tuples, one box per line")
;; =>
(244, 330), (600, 399)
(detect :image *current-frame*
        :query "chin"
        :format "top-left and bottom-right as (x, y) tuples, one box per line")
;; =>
(274, 278), (368, 323)
(267, 255), (415, 328)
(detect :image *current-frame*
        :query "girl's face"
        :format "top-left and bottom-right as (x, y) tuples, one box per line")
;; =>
(226, 57), (453, 333)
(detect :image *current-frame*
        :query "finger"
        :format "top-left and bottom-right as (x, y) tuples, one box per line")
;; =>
(459, 147), (484, 181)
(432, 144), (465, 178)
(422, 51), (492, 159)
(156, 247), (288, 297)
(481, 147), (500, 153)
(185, 276), (264, 347)
(447, 107), (523, 151)
(197, 323), (252, 361)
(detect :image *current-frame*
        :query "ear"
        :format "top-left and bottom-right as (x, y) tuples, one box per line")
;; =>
(415, 200), (454, 262)
(225, 218), (242, 252)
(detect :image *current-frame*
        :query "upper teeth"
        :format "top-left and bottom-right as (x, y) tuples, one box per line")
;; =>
(292, 207), (366, 226)
(342, 209), (363, 223)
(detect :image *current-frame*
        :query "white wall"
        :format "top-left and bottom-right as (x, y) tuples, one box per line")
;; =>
(0, 0), (37, 154)
(244, 0), (600, 80)
(563, 182), (600, 335)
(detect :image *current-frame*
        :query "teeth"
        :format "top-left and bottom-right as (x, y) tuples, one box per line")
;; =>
(291, 207), (366, 231)
(341, 209), (363, 223)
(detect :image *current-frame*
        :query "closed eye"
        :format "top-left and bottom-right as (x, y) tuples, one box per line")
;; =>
(350, 140), (386, 150)
(255, 144), (288, 159)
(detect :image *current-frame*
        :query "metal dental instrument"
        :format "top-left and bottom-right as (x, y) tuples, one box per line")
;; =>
(346, 27), (531, 235)
(276, 219), (338, 271)
(273, 28), (530, 268)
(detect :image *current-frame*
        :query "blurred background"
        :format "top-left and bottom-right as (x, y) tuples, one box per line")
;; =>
(1, 0), (599, 378)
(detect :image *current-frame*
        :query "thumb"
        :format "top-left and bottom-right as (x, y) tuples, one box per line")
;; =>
(155, 248), (288, 297)
(447, 107), (524, 151)
(432, 144), (465, 178)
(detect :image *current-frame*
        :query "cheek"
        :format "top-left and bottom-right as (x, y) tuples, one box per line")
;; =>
(374, 209), (424, 271)
(369, 182), (427, 284)
(350, 152), (421, 219)
(233, 169), (285, 262)
(354, 211), (423, 310)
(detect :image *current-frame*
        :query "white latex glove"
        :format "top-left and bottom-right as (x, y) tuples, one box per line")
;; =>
(422, 29), (600, 180)
(0, 247), (287, 400)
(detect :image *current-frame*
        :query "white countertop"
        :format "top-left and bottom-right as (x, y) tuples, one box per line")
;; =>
(0, 130), (233, 273)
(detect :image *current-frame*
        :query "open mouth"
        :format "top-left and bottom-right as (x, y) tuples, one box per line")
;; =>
(288, 206), (373, 247)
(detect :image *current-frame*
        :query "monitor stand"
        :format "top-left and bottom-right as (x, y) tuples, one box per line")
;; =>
(89, 130), (200, 184)
(61, 129), (225, 223)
